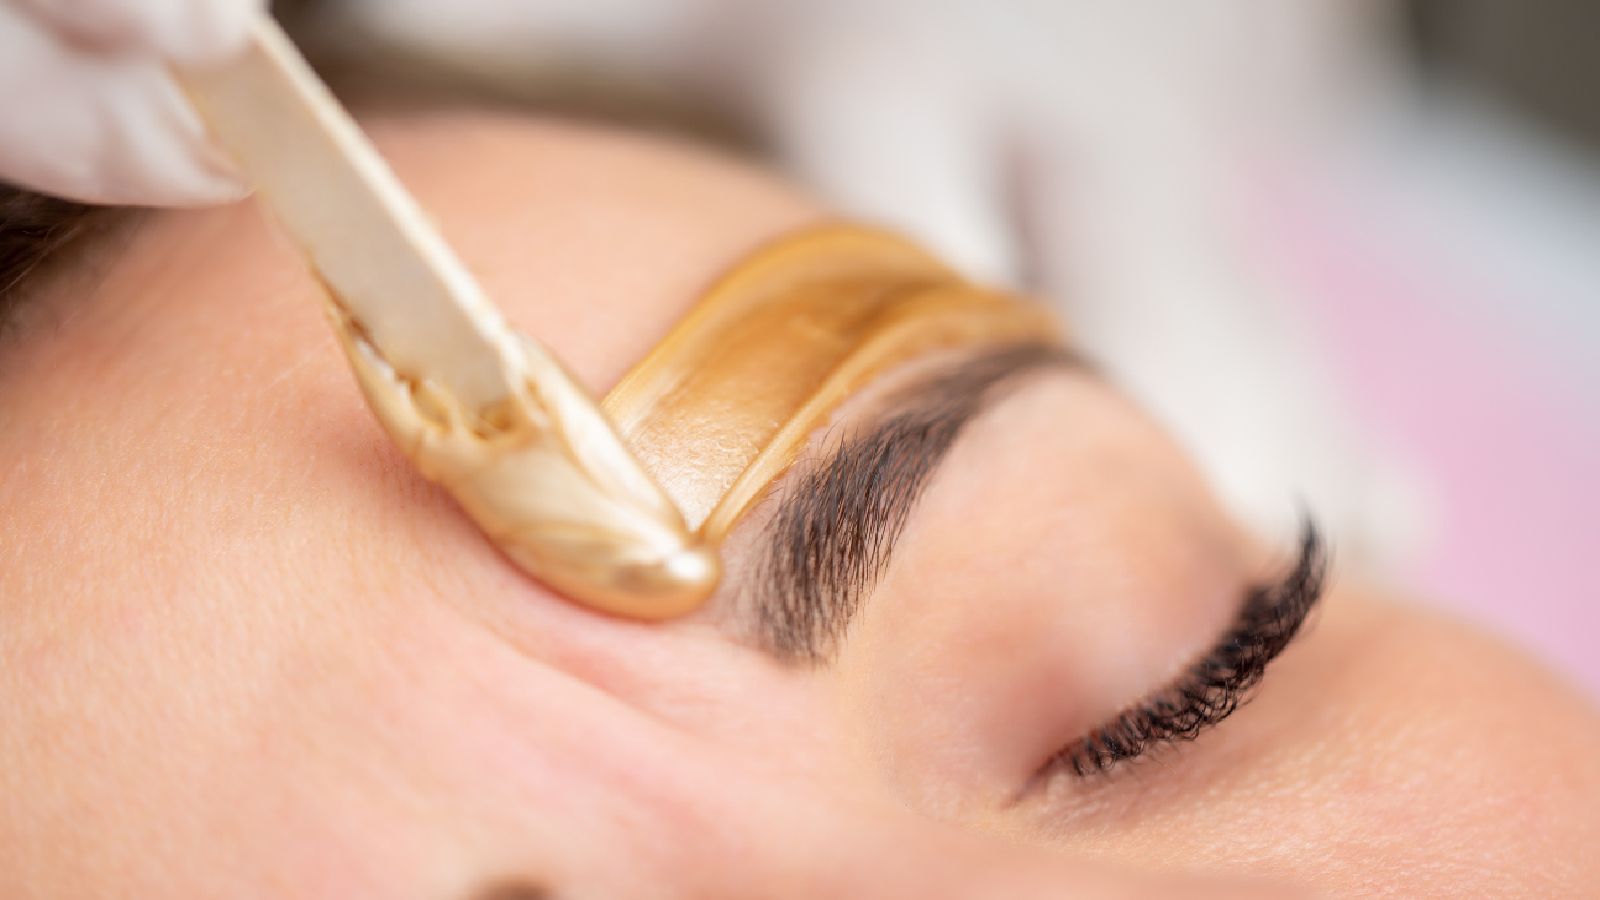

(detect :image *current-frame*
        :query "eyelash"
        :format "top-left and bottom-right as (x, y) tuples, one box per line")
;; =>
(1043, 523), (1327, 779)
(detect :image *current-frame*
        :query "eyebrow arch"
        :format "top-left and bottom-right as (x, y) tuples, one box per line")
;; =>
(746, 341), (1085, 662)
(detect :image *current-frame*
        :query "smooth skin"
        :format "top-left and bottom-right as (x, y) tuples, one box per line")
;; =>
(1, 111), (1596, 898)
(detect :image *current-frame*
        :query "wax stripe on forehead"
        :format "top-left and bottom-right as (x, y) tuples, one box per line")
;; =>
(603, 224), (1063, 541)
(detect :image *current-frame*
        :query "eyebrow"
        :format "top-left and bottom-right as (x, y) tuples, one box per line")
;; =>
(745, 342), (1085, 662)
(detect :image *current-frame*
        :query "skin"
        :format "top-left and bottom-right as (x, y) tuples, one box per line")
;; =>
(1, 111), (1597, 898)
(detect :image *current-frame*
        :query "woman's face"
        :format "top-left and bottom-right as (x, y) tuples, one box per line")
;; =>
(2, 112), (1597, 899)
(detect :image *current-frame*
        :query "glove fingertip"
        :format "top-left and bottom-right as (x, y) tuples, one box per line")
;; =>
(171, 174), (254, 207)
(83, 174), (252, 208)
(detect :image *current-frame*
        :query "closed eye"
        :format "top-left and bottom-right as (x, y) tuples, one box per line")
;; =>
(1029, 522), (1327, 787)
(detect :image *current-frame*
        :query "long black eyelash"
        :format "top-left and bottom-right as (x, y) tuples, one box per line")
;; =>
(1048, 522), (1328, 778)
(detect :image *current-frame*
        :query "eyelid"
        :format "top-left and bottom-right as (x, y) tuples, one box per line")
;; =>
(1028, 522), (1327, 788)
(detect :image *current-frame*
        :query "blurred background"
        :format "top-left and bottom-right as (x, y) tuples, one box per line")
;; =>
(283, 0), (1598, 692)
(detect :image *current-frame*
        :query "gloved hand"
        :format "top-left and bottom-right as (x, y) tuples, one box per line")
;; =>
(0, 0), (262, 205)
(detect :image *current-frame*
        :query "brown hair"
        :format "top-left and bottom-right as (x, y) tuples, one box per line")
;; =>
(0, 185), (126, 337)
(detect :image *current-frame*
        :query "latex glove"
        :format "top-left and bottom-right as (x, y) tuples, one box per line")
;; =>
(0, 0), (261, 205)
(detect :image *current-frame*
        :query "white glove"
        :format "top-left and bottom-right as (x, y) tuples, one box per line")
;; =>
(0, 0), (262, 205)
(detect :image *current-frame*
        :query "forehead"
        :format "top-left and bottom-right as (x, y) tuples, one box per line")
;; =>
(0, 111), (824, 627)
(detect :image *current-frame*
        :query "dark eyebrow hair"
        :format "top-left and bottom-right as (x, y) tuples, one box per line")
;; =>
(746, 341), (1085, 662)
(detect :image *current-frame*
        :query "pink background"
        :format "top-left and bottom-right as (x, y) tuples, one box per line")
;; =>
(1257, 154), (1599, 694)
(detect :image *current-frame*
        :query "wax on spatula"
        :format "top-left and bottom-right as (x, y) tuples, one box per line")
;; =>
(175, 15), (719, 619)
